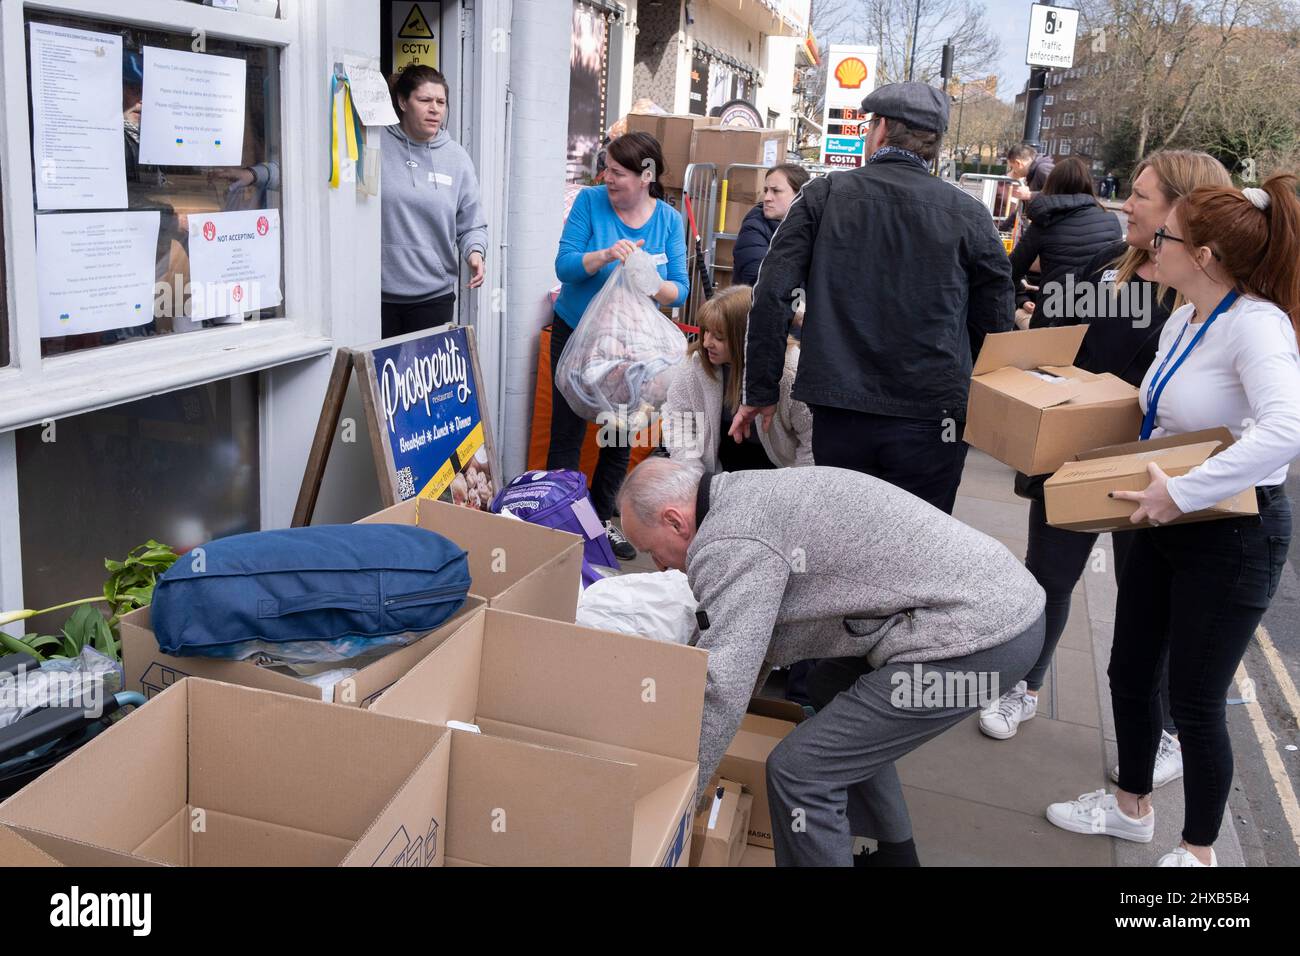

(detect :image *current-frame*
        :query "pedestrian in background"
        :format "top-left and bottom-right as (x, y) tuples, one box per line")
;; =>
(735, 82), (1013, 515)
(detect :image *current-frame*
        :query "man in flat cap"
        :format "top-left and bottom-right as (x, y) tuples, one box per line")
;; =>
(731, 81), (1013, 515)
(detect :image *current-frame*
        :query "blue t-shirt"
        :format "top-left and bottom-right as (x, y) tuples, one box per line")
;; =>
(553, 186), (690, 328)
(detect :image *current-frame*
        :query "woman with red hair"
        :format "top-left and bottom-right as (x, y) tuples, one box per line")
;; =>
(1047, 175), (1300, 867)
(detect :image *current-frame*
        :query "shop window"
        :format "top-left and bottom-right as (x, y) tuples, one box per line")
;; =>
(15, 373), (260, 626)
(25, 11), (285, 360)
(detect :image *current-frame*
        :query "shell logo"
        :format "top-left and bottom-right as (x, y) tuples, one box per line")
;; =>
(835, 57), (869, 89)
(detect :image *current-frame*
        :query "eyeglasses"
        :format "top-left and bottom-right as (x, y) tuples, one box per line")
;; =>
(1152, 226), (1186, 250)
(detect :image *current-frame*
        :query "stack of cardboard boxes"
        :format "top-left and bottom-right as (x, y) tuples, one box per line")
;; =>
(624, 112), (790, 292)
(0, 499), (718, 868)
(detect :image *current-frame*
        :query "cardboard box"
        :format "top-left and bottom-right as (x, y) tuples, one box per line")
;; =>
(692, 127), (790, 205)
(1044, 427), (1259, 533)
(371, 607), (709, 866)
(626, 113), (720, 191)
(739, 843), (776, 867)
(717, 696), (806, 848)
(965, 325), (1143, 475)
(0, 679), (451, 866)
(119, 595), (485, 707)
(357, 496), (585, 620)
(690, 778), (753, 867)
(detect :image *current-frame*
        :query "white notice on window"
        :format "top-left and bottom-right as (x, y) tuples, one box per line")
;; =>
(343, 54), (400, 127)
(139, 46), (246, 167)
(36, 211), (160, 338)
(187, 208), (283, 321)
(29, 24), (128, 210)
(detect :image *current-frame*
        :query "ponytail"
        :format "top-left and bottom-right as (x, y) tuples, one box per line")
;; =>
(1254, 174), (1300, 336)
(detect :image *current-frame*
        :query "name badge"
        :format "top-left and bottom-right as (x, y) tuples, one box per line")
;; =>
(649, 252), (669, 266)
(428, 172), (454, 186)
(1100, 269), (1119, 283)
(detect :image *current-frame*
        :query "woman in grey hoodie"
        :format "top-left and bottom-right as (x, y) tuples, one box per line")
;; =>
(381, 66), (488, 338)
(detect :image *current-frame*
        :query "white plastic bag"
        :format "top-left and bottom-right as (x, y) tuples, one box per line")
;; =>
(557, 248), (687, 432)
(576, 570), (699, 645)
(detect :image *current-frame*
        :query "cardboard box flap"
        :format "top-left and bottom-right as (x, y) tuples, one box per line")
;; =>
(187, 679), (444, 842)
(1067, 373), (1140, 406)
(445, 730), (637, 867)
(1, 825), (163, 867)
(1074, 426), (1235, 462)
(370, 607), (486, 723)
(343, 732), (449, 868)
(975, 366), (1080, 409)
(972, 325), (1088, 376)
(0, 678), (188, 854)
(1045, 441), (1224, 487)
(477, 611), (708, 762)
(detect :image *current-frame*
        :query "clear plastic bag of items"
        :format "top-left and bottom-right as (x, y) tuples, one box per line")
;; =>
(556, 248), (687, 433)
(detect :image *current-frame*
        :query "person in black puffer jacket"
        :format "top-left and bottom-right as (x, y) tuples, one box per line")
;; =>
(732, 163), (811, 288)
(1009, 157), (1122, 297)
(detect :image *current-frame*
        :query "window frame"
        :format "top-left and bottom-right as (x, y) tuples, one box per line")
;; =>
(0, 0), (332, 431)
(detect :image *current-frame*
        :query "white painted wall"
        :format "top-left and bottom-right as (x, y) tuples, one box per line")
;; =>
(759, 34), (798, 130)
(501, 0), (573, 481)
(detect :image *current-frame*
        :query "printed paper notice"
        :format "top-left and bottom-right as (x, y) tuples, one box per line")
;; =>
(139, 47), (246, 166)
(29, 24), (128, 210)
(187, 208), (282, 321)
(36, 211), (160, 338)
(343, 54), (400, 127)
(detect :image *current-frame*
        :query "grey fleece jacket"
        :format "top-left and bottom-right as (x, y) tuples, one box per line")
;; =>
(686, 467), (1045, 798)
(381, 125), (488, 303)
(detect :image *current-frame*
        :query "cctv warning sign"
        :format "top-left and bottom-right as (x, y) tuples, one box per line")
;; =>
(392, 2), (440, 72)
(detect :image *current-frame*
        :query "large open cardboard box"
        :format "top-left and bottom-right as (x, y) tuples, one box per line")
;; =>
(356, 496), (584, 621)
(0, 679), (450, 866)
(0, 678), (678, 868)
(371, 607), (709, 866)
(119, 595), (485, 706)
(965, 325), (1142, 475)
(1044, 427), (1259, 532)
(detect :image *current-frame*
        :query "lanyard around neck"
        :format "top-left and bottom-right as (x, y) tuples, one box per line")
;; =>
(1140, 289), (1239, 440)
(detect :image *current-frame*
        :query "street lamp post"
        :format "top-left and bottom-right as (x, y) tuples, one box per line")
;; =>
(907, 0), (922, 81)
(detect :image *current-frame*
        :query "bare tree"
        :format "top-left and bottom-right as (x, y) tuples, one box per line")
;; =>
(1077, 0), (1277, 161)
(847, 0), (1002, 85)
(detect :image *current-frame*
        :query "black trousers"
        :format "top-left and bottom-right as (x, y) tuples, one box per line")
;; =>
(546, 317), (631, 522)
(1110, 487), (1291, 846)
(808, 405), (969, 515)
(381, 293), (456, 339)
(1024, 498), (1175, 733)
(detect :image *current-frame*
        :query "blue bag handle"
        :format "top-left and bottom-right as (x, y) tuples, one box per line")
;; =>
(258, 591), (380, 618)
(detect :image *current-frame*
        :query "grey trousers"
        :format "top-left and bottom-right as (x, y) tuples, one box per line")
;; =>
(767, 613), (1046, 867)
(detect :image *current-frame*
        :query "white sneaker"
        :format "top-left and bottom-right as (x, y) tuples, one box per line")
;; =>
(1109, 732), (1184, 788)
(1157, 846), (1217, 867)
(979, 681), (1037, 739)
(1046, 789), (1154, 842)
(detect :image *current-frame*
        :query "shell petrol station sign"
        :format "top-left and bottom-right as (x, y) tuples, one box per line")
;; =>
(820, 45), (879, 169)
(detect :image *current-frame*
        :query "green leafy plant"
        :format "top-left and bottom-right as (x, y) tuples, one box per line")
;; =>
(0, 540), (179, 663)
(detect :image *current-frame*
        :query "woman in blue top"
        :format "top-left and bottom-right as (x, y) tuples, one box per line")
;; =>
(549, 131), (689, 561)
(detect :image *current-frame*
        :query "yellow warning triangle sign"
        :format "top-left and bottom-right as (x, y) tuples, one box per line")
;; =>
(398, 4), (435, 39)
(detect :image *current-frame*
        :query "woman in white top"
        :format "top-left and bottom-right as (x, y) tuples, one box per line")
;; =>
(1047, 175), (1300, 867)
(662, 284), (812, 473)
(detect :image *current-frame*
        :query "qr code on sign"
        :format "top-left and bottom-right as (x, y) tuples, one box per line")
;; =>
(396, 466), (415, 500)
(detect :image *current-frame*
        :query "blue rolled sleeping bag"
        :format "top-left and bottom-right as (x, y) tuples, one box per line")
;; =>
(151, 524), (471, 660)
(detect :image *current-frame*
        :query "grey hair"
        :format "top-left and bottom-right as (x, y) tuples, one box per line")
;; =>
(617, 457), (703, 525)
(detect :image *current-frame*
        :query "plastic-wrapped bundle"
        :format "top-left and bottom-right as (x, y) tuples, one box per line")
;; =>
(556, 248), (687, 431)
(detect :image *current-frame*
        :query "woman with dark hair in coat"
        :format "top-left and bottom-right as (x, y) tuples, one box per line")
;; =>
(1009, 156), (1122, 310)
(732, 164), (811, 288)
